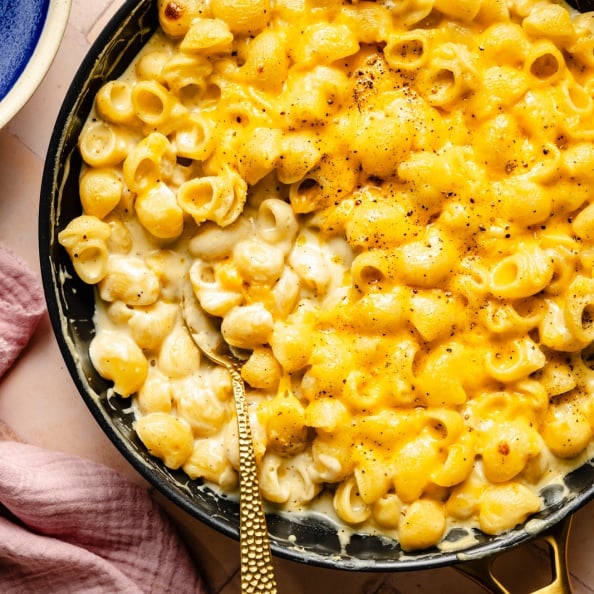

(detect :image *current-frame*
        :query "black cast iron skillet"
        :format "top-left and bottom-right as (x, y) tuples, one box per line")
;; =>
(568, 0), (594, 11)
(39, 0), (594, 590)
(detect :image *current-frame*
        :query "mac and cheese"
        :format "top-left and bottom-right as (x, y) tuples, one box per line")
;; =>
(60, 0), (594, 551)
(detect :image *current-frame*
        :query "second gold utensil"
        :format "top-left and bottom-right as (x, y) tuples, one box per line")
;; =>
(181, 284), (278, 594)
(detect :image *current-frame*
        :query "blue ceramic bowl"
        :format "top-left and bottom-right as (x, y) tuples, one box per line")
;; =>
(0, 0), (71, 127)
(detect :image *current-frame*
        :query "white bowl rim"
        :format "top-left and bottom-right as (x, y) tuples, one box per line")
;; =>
(0, 0), (72, 129)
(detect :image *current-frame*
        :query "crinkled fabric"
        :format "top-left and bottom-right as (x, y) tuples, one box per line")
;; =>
(0, 440), (207, 594)
(0, 245), (45, 378)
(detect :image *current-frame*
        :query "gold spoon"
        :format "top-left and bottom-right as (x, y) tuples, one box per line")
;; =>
(181, 284), (278, 594)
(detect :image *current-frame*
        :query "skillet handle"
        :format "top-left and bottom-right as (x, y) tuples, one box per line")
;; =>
(454, 516), (573, 594)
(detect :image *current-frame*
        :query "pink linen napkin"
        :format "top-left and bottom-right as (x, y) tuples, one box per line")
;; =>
(0, 439), (207, 593)
(0, 245), (45, 377)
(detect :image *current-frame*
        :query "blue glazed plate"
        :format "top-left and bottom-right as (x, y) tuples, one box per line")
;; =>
(0, 0), (71, 128)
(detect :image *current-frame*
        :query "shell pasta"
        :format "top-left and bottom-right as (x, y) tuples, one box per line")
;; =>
(60, 0), (594, 552)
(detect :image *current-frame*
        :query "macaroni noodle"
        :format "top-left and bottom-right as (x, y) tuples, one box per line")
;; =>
(60, 0), (594, 551)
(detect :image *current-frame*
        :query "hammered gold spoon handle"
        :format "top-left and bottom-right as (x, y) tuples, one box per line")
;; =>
(181, 286), (278, 593)
(228, 362), (278, 593)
